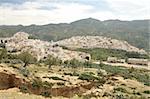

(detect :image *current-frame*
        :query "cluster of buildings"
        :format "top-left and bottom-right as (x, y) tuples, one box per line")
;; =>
(0, 32), (91, 62)
(56, 36), (146, 54)
(107, 57), (149, 66)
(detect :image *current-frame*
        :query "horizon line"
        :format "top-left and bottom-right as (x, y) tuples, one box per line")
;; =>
(0, 18), (149, 26)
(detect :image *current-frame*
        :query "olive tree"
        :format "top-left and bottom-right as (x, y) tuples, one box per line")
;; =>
(18, 52), (36, 67)
(45, 55), (61, 69)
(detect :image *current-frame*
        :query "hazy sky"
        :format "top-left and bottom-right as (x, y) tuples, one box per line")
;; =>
(0, 0), (149, 25)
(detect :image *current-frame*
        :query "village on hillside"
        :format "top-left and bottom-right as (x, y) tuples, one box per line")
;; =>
(0, 32), (149, 99)
(0, 32), (149, 67)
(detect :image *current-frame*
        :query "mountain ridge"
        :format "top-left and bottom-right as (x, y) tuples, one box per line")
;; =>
(0, 18), (149, 50)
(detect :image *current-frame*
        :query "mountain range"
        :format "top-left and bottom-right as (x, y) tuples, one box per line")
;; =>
(0, 18), (149, 51)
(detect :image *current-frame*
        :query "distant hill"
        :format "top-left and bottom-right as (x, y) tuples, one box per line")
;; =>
(0, 18), (149, 50)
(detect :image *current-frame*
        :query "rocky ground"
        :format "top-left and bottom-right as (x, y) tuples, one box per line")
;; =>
(0, 63), (149, 99)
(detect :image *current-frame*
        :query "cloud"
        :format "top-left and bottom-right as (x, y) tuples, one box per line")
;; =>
(0, 0), (149, 25)
(0, 0), (27, 5)
(0, 2), (94, 25)
(105, 0), (150, 19)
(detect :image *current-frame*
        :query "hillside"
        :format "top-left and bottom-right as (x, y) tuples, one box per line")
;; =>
(55, 36), (146, 54)
(0, 18), (149, 50)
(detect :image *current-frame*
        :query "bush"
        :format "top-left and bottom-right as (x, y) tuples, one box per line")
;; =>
(19, 85), (29, 93)
(143, 90), (150, 94)
(44, 55), (62, 68)
(49, 76), (66, 81)
(64, 72), (73, 76)
(64, 72), (79, 76)
(114, 87), (128, 93)
(0, 48), (7, 61)
(20, 68), (30, 77)
(133, 91), (141, 95)
(57, 82), (65, 86)
(69, 58), (82, 68)
(72, 71), (79, 76)
(78, 72), (99, 81)
(43, 81), (53, 89)
(32, 78), (43, 89)
(40, 91), (51, 97)
(83, 61), (92, 68)
(32, 79), (53, 89)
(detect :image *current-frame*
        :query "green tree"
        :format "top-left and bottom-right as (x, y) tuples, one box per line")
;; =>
(0, 48), (7, 60)
(18, 52), (36, 67)
(45, 55), (61, 69)
(69, 58), (81, 68)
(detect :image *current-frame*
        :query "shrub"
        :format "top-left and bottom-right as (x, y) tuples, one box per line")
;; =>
(64, 72), (73, 76)
(64, 72), (79, 76)
(78, 72), (99, 81)
(63, 60), (70, 67)
(133, 91), (141, 95)
(83, 61), (92, 68)
(114, 87), (128, 93)
(69, 58), (82, 68)
(19, 85), (29, 93)
(32, 78), (53, 89)
(20, 68), (30, 77)
(72, 71), (79, 76)
(143, 90), (150, 94)
(57, 82), (65, 86)
(49, 76), (66, 81)
(0, 48), (7, 61)
(44, 55), (62, 68)
(32, 78), (43, 89)
(40, 91), (51, 97)
(43, 81), (53, 89)
(96, 77), (106, 86)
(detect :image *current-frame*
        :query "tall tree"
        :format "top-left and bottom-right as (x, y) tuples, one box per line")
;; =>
(18, 52), (36, 67)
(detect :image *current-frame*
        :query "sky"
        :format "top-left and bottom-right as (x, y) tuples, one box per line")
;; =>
(0, 0), (149, 25)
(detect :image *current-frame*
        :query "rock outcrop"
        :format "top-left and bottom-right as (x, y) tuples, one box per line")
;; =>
(55, 36), (146, 54)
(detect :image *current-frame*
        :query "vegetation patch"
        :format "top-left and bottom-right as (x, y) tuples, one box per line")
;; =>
(143, 90), (150, 94)
(57, 82), (65, 86)
(19, 85), (29, 93)
(114, 87), (128, 93)
(31, 78), (53, 89)
(86, 64), (150, 86)
(40, 91), (51, 97)
(78, 72), (99, 81)
(75, 48), (149, 60)
(49, 76), (66, 81)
